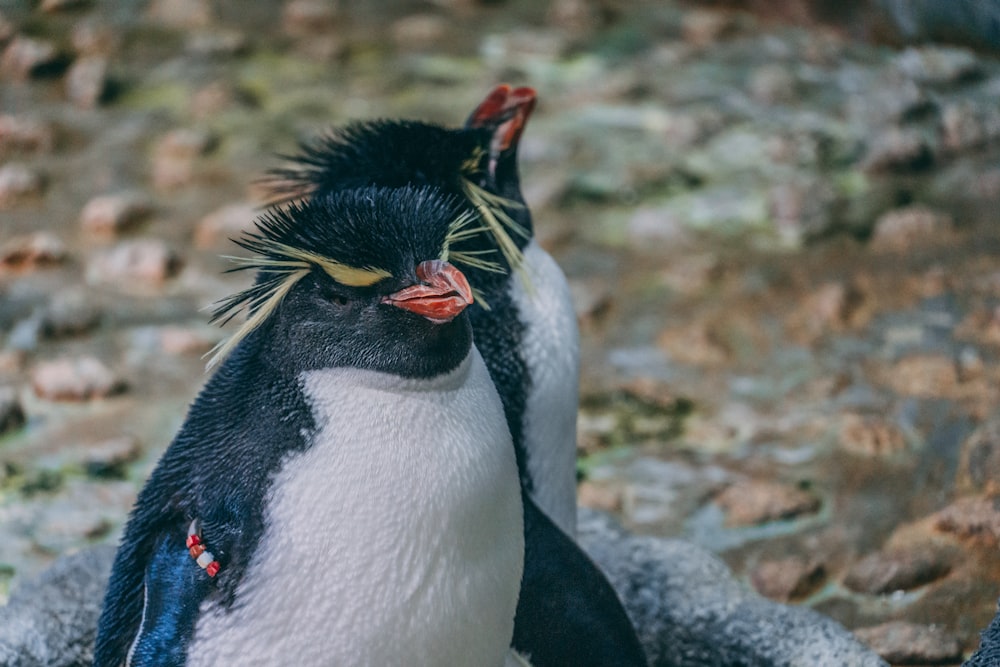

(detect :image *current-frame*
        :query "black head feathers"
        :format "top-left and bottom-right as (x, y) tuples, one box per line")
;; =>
(206, 185), (474, 369)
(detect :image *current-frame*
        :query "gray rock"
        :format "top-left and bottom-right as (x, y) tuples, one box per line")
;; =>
(79, 191), (152, 236)
(0, 545), (115, 667)
(844, 546), (953, 594)
(31, 356), (125, 401)
(85, 239), (181, 287)
(0, 163), (45, 207)
(0, 233), (67, 272)
(0, 115), (55, 156)
(0, 37), (61, 81)
(65, 55), (108, 109)
(578, 509), (887, 667)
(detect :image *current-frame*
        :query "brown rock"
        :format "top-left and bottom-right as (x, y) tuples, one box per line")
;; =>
(151, 128), (216, 190)
(881, 354), (958, 398)
(0, 115), (55, 155)
(854, 621), (961, 664)
(844, 545), (953, 594)
(194, 202), (257, 247)
(957, 417), (1000, 494)
(870, 205), (953, 252)
(391, 14), (449, 50)
(934, 495), (1000, 543)
(1, 36), (62, 80)
(0, 386), (26, 435)
(0, 163), (44, 206)
(941, 101), (1000, 154)
(715, 480), (820, 527)
(788, 280), (872, 343)
(283, 0), (340, 36)
(157, 325), (216, 355)
(70, 19), (120, 55)
(748, 64), (798, 105)
(577, 481), (623, 513)
(65, 55), (108, 108)
(146, 0), (213, 28)
(657, 320), (730, 367)
(0, 232), (66, 271)
(79, 191), (152, 235)
(32, 356), (125, 401)
(750, 556), (825, 602)
(85, 239), (181, 287)
(838, 413), (907, 457)
(681, 9), (739, 47)
(185, 29), (249, 57)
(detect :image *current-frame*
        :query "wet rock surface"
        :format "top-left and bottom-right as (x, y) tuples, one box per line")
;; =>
(1, 0), (1000, 664)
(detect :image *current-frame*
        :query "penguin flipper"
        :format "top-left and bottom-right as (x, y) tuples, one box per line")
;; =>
(513, 496), (648, 667)
(123, 531), (214, 667)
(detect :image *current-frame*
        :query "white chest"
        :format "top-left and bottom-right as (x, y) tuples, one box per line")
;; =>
(188, 351), (524, 667)
(510, 240), (581, 536)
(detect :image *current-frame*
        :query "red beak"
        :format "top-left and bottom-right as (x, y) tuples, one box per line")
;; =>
(466, 84), (537, 154)
(382, 260), (473, 324)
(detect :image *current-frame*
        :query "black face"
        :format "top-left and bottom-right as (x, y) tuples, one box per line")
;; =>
(216, 185), (473, 380)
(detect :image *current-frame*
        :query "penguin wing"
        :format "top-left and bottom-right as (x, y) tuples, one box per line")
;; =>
(513, 496), (648, 667)
(121, 528), (215, 667)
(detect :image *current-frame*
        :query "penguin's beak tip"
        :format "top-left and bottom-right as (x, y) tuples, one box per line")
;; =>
(382, 260), (473, 324)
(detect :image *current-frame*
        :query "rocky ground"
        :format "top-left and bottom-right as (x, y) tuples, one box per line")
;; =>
(2, 1), (1000, 664)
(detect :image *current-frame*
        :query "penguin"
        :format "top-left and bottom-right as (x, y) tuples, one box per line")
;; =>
(263, 86), (647, 666)
(266, 85), (580, 537)
(93, 185), (525, 667)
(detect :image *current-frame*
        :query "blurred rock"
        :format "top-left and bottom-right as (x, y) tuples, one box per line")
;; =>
(0, 386), (25, 435)
(185, 29), (250, 58)
(870, 205), (953, 251)
(194, 201), (257, 247)
(881, 353), (958, 397)
(151, 128), (216, 190)
(391, 14), (449, 51)
(1, 37), (62, 81)
(940, 100), (1000, 154)
(768, 178), (836, 243)
(838, 413), (907, 457)
(81, 435), (142, 478)
(146, 0), (213, 28)
(681, 9), (740, 47)
(65, 55), (108, 108)
(31, 356), (125, 401)
(283, 0), (340, 36)
(750, 556), (825, 602)
(85, 240), (181, 287)
(957, 417), (1000, 494)
(861, 127), (933, 172)
(854, 621), (962, 664)
(933, 496), (1000, 544)
(39, 0), (90, 12)
(895, 46), (982, 85)
(0, 115), (55, 155)
(0, 545), (115, 667)
(577, 480), (623, 513)
(0, 233), (66, 271)
(70, 19), (120, 56)
(715, 480), (821, 526)
(79, 191), (152, 236)
(0, 163), (45, 207)
(39, 290), (101, 339)
(748, 64), (799, 105)
(844, 544), (954, 593)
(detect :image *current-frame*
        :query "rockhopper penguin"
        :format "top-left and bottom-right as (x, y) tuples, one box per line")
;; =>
(264, 86), (647, 666)
(266, 85), (580, 537)
(94, 185), (525, 666)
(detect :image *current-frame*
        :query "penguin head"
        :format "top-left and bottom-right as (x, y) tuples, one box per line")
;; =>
(208, 185), (476, 379)
(263, 85), (538, 281)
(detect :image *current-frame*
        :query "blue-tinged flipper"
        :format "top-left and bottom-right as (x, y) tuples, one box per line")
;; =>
(125, 532), (214, 667)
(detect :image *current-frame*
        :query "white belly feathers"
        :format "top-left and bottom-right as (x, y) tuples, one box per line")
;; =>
(187, 350), (524, 667)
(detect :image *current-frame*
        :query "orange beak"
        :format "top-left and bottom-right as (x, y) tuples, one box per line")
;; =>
(382, 260), (473, 324)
